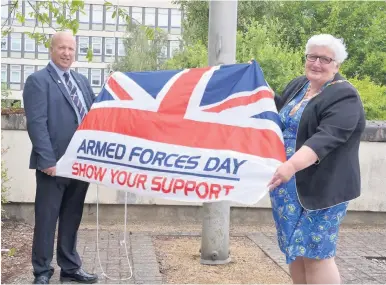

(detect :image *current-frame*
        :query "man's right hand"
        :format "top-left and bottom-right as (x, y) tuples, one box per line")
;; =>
(42, 166), (56, 176)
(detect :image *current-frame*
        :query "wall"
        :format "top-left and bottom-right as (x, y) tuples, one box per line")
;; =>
(2, 114), (386, 213)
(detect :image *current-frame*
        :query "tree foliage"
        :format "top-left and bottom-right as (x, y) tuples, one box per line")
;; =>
(111, 25), (168, 72)
(176, 0), (386, 86)
(349, 77), (386, 121)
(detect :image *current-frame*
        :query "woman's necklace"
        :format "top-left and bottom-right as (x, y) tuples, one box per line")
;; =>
(288, 79), (348, 117)
(289, 85), (315, 116)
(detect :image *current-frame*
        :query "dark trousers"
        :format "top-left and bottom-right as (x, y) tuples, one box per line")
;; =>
(32, 170), (89, 277)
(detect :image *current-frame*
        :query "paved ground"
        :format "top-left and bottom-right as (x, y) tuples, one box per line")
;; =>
(8, 224), (386, 284)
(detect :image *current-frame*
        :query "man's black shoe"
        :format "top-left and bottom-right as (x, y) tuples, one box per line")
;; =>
(60, 268), (98, 284)
(33, 275), (50, 284)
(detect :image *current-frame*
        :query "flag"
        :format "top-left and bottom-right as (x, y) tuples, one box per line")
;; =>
(56, 61), (285, 205)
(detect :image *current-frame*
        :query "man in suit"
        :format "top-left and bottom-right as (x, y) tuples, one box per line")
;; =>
(23, 31), (98, 284)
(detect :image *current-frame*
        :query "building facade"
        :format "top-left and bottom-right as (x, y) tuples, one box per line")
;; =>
(1, 0), (182, 104)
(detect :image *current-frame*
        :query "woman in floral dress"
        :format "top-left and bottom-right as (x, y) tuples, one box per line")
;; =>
(267, 34), (365, 284)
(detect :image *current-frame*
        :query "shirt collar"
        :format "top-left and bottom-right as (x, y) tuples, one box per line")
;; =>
(49, 60), (70, 76)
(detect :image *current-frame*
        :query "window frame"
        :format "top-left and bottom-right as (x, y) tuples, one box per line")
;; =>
(79, 4), (90, 23)
(1, 37), (8, 51)
(24, 36), (36, 52)
(91, 69), (101, 86)
(105, 6), (117, 25)
(1, 64), (7, 83)
(10, 65), (21, 83)
(105, 38), (115, 56)
(92, 5), (103, 24)
(92, 37), (102, 55)
(131, 7), (143, 25)
(117, 38), (125, 56)
(78, 37), (89, 55)
(25, 1), (36, 20)
(23, 65), (35, 82)
(169, 40), (180, 58)
(171, 9), (182, 28)
(10, 33), (22, 51)
(144, 7), (155, 27)
(157, 8), (169, 29)
(77, 68), (89, 80)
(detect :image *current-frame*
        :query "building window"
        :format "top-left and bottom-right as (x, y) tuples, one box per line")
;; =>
(10, 65), (21, 83)
(79, 4), (90, 23)
(106, 6), (117, 25)
(105, 38), (115, 56)
(79, 37), (89, 55)
(170, 40), (180, 57)
(1, 37), (7, 50)
(118, 38), (125, 56)
(25, 1), (36, 20)
(37, 65), (45, 70)
(10, 33), (22, 51)
(144, 8), (155, 27)
(1, 4), (8, 20)
(11, 3), (22, 22)
(65, 5), (74, 19)
(92, 5), (103, 24)
(25, 36), (36, 52)
(160, 44), (167, 58)
(171, 9), (181, 33)
(36, 2), (49, 27)
(38, 43), (48, 53)
(92, 37), (102, 55)
(1, 64), (7, 83)
(24, 65), (35, 82)
(91, 69), (101, 86)
(158, 9), (168, 29)
(118, 7), (130, 26)
(78, 68), (89, 79)
(131, 7), (142, 25)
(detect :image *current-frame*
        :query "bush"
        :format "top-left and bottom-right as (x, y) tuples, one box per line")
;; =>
(348, 76), (386, 120)
(162, 41), (208, 70)
(236, 20), (304, 93)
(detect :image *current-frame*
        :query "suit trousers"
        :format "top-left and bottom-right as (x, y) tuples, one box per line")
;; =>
(32, 170), (89, 277)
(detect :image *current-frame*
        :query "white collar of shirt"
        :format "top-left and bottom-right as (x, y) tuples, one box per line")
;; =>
(49, 61), (70, 77)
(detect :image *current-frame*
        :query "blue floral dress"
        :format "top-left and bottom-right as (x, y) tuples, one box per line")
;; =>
(270, 82), (349, 264)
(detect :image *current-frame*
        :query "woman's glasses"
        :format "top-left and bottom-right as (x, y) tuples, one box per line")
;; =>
(306, 54), (335, 64)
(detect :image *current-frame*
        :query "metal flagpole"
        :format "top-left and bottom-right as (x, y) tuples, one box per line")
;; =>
(200, 0), (238, 265)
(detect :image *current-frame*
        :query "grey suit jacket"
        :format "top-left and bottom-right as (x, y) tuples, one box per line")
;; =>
(23, 63), (96, 170)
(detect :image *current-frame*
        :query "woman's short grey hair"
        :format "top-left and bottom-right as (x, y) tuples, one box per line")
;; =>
(305, 34), (348, 64)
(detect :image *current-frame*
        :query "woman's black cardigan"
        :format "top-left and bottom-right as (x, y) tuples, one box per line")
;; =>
(275, 73), (366, 210)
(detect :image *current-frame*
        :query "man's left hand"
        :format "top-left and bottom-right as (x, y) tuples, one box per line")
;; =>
(267, 161), (296, 191)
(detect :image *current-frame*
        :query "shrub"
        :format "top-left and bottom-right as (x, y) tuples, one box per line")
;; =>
(348, 76), (386, 120)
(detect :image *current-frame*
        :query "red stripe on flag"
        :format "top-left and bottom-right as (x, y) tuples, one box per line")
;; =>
(108, 77), (133, 100)
(158, 67), (212, 116)
(203, 90), (273, 113)
(79, 108), (286, 162)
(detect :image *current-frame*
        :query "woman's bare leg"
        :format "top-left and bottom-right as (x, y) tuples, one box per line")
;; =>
(289, 256), (307, 284)
(304, 257), (341, 284)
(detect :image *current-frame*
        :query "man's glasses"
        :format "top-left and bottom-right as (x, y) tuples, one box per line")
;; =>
(306, 54), (335, 64)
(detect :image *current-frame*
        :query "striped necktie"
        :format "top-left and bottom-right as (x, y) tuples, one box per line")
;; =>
(63, 72), (86, 120)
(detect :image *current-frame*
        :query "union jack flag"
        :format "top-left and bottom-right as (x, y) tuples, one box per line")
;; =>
(80, 62), (285, 162)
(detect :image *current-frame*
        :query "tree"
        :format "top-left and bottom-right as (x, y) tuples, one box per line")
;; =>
(1, 0), (155, 61)
(176, 1), (386, 85)
(164, 20), (303, 93)
(111, 25), (168, 72)
(162, 41), (207, 70)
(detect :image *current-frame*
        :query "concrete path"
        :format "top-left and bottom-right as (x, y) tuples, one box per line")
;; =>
(9, 224), (386, 284)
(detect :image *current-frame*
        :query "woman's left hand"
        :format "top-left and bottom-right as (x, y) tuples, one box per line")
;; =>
(268, 161), (297, 191)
